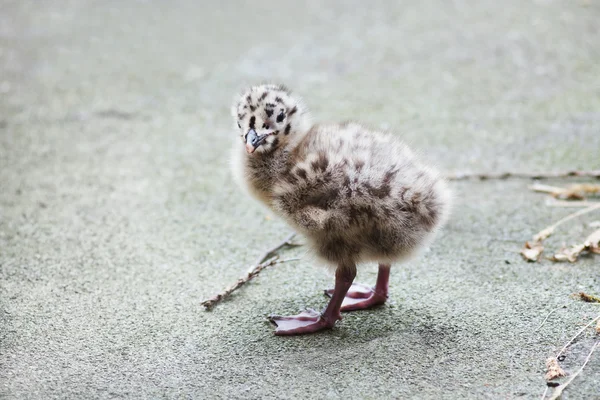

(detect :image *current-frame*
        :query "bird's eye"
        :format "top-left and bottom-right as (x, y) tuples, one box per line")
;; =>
(276, 110), (285, 123)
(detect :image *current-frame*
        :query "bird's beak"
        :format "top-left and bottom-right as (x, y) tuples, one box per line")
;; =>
(245, 129), (268, 154)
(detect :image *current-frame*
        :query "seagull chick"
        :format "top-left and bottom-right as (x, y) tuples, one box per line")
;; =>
(231, 84), (451, 335)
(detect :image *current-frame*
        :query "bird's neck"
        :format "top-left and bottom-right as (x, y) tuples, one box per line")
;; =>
(244, 122), (313, 201)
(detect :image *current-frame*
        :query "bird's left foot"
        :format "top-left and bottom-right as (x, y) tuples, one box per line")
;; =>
(267, 309), (338, 335)
(324, 283), (387, 311)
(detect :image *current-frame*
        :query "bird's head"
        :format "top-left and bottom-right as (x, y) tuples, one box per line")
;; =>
(232, 84), (311, 155)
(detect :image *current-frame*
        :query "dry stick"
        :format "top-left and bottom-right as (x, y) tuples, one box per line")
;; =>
(534, 306), (567, 333)
(556, 314), (600, 359)
(535, 203), (600, 242)
(540, 386), (549, 400)
(548, 341), (600, 400)
(201, 233), (301, 310)
(521, 203), (600, 261)
(251, 232), (299, 267)
(201, 257), (300, 310)
(544, 203), (600, 234)
(446, 169), (600, 181)
(546, 200), (600, 208)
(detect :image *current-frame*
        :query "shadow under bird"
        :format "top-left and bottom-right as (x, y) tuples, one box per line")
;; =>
(231, 84), (451, 335)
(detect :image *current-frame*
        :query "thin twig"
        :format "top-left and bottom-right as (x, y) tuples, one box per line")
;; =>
(545, 204), (600, 238)
(201, 233), (302, 310)
(252, 232), (299, 266)
(546, 200), (600, 208)
(534, 306), (566, 332)
(520, 203), (600, 261)
(201, 257), (300, 310)
(556, 314), (600, 359)
(549, 341), (599, 400)
(532, 203), (600, 244)
(540, 386), (549, 400)
(446, 170), (600, 181)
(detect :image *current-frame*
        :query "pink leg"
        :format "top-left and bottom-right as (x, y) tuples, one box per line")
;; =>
(325, 263), (390, 311)
(268, 265), (356, 335)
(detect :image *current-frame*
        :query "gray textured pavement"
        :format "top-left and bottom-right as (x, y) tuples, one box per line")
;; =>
(1, 1), (600, 398)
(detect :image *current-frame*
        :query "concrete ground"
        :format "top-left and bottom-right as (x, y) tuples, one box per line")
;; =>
(1, 1), (599, 398)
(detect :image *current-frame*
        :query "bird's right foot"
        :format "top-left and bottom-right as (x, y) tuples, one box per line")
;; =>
(267, 309), (338, 335)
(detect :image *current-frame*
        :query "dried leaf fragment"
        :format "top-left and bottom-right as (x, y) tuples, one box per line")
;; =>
(572, 292), (600, 303)
(596, 320), (600, 335)
(530, 183), (600, 200)
(533, 227), (555, 242)
(550, 229), (600, 262)
(560, 184), (600, 200)
(530, 183), (565, 196)
(521, 241), (544, 262)
(586, 229), (600, 253)
(545, 357), (567, 381)
(552, 244), (586, 263)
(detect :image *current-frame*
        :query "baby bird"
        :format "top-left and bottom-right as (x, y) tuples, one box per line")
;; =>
(231, 84), (451, 335)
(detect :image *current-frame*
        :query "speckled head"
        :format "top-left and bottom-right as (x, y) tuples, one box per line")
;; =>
(232, 84), (311, 155)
